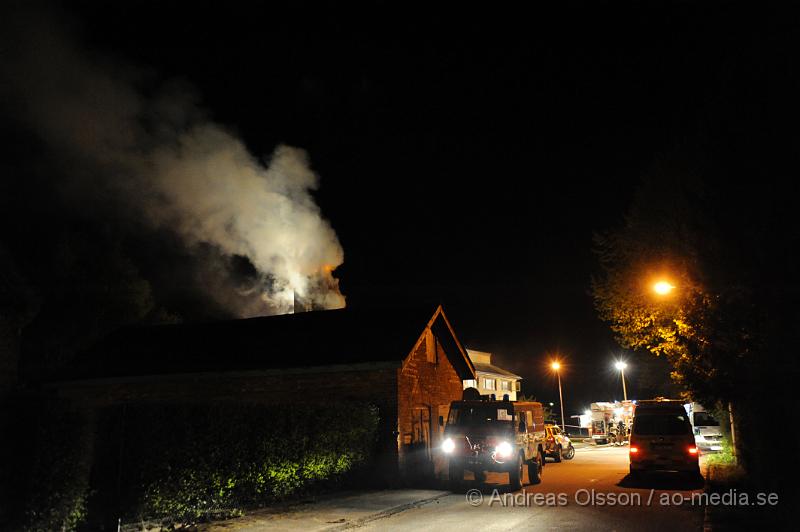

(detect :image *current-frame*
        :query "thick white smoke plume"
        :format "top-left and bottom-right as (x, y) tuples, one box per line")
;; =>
(1, 10), (345, 316)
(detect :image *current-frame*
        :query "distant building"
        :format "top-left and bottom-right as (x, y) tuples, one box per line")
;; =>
(463, 349), (521, 400)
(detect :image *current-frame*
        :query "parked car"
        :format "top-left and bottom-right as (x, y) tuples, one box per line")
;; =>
(442, 398), (546, 490)
(629, 399), (700, 477)
(544, 424), (575, 461)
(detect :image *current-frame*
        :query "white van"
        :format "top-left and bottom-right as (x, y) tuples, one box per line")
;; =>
(684, 402), (723, 452)
(629, 400), (700, 477)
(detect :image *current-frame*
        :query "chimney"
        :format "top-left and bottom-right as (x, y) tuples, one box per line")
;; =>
(292, 291), (312, 313)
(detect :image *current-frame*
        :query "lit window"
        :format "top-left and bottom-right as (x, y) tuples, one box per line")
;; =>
(483, 378), (496, 390)
(464, 379), (477, 389)
(500, 380), (511, 391)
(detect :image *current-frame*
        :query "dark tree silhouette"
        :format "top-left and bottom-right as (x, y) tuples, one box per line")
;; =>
(592, 171), (800, 492)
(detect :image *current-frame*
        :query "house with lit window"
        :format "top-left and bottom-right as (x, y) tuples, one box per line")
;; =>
(463, 349), (522, 400)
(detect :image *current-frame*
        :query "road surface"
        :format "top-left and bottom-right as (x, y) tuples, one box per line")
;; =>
(359, 445), (706, 532)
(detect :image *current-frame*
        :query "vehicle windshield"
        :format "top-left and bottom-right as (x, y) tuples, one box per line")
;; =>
(633, 414), (692, 436)
(693, 411), (719, 426)
(448, 404), (514, 427)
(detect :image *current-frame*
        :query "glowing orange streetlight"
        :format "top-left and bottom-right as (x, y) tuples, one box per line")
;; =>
(653, 280), (675, 295)
(550, 360), (566, 431)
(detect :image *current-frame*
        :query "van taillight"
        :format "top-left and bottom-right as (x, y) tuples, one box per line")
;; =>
(629, 446), (639, 454)
(688, 446), (698, 455)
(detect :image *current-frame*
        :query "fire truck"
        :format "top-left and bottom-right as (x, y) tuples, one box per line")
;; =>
(590, 401), (635, 444)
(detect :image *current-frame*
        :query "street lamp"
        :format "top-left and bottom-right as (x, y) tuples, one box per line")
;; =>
(614, 361), (628, 401)
(653, 280), (675, 295)
(551, 361), (566, 432)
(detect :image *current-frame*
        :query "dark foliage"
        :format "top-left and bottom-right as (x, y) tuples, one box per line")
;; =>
(21, 403), (94, 532)
(17, 400), (379, 531)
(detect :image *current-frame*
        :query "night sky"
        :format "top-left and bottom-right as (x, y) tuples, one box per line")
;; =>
(4, 1), (794, 415)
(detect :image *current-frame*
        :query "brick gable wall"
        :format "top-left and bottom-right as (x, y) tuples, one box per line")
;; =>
(397, 327), (465, 479)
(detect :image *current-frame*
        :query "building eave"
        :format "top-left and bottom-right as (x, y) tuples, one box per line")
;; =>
(46, 361), (403, 389)
(473, 369), (523, 380)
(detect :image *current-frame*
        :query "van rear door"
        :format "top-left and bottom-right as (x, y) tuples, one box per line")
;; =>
(630, 412), (696, 470)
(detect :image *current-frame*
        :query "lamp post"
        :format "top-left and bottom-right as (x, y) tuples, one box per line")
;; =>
(614, 361), (628, 401)
(551, 361), (566, 431)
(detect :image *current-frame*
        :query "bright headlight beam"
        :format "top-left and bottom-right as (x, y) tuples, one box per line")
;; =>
(442, 438), (455, 453)
(495, 441), (513, 458)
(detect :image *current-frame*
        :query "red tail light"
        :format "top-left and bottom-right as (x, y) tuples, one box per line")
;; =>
(688, 446), (698, 455)
(629, 446), (639, 454)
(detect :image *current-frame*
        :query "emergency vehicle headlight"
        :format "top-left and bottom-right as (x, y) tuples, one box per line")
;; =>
(442, 438), (456, 453)
(496, 441), (513, 458)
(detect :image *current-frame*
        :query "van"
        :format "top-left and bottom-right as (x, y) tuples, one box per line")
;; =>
(628, 399), (700, 477)
(684, 402), (723, 452)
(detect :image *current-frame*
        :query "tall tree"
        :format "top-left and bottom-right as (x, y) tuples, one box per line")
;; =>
(592, 170), (800, 490)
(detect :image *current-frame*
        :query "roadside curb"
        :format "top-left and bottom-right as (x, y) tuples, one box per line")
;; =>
(326, 491), (451, 531)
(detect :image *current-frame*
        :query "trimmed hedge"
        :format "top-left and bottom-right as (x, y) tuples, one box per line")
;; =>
(18, 400), (380, 531)
(101, 401), (379, 528)
(22, 404), (93, 532)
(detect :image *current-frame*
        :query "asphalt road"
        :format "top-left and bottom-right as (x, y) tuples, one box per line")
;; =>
(358, 446), (707, 532)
